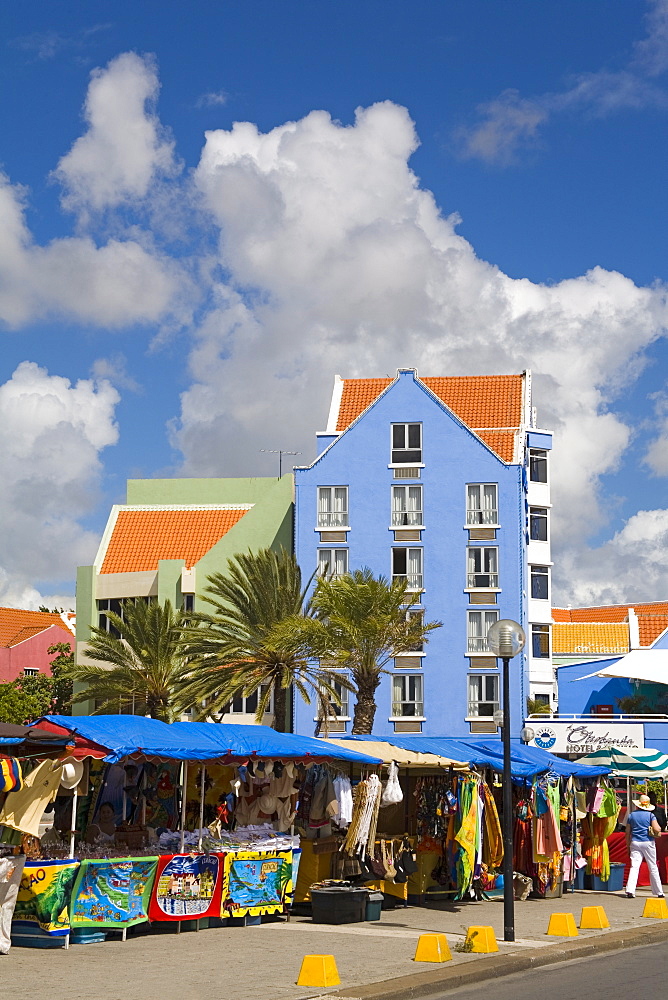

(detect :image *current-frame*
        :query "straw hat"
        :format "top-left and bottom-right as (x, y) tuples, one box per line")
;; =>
(60, 759), (84, 790)
(258, 791), (278, 815)
(633, 794), (655, 811)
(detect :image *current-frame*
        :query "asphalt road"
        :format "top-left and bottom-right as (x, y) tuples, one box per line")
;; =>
(436, 941), (668, 999)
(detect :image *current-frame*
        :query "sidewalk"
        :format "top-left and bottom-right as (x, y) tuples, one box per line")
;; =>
(6, 888), (668, 1000)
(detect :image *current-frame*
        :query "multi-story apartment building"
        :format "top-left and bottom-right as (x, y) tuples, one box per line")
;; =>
(293, 368), (554, 739)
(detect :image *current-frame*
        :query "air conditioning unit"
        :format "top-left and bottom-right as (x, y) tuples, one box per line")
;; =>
(591, 704), (614, 715)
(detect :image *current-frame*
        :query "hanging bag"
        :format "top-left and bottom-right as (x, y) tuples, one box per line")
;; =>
(381, 762), (403, 806)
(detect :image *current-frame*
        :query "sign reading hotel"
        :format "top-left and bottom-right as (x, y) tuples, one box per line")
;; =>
(526, 721), (645, 755)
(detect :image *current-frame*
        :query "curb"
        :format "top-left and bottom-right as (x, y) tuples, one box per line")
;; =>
(325, 922), (668, 1000)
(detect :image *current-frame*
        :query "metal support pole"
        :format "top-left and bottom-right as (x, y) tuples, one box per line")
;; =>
(69, 785), (78, 858)
(179, 761), (188, 854)
(502, 655), (515, 942)
(198, 766), (206, 851)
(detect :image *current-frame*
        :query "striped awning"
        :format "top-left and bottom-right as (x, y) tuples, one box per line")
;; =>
(575, 747), (668, 777)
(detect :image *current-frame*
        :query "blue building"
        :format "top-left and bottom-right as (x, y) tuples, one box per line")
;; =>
(293, 368), (555, 739)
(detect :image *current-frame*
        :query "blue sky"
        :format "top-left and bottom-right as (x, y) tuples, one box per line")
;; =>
(1, 0), (667, 608)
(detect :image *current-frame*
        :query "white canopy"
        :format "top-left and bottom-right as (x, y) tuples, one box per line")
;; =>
(579, 649), (668, 685)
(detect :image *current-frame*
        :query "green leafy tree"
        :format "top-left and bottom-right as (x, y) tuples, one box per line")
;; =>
(70, 598), (185, 721)
(0, 673), (55, 725)
(178, 548), (345, 731)
(526, 697), (551, 715)
(272, 568), (442, 734)
(47, 642), (74, 715)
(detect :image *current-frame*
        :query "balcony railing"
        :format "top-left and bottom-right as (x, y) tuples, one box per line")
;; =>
(317, 511), (349, 528)
(466, 508), (498, 525)
(468, 701), (499, 717)
(392, 702), (424, 717)
(393, 573), (423, 591)
(392, 510), (423, 526)
(467, 572), (499, 588)
(467, 636), (493, 653)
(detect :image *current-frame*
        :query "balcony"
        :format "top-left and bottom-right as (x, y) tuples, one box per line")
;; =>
(317, 511), (349, 529)
(466, 572), (499, 589)
(466, 508), (498, 526)
(467, 636), (494, 654)
(393, 573), (423, 591)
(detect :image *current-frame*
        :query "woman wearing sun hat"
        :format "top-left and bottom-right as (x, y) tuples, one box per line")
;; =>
(624, 793), (664, 898)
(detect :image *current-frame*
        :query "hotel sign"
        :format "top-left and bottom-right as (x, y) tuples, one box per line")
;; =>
(526, 721), (644, 755)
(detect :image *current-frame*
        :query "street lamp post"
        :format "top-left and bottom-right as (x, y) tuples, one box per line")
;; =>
(486, 618), (526, 943)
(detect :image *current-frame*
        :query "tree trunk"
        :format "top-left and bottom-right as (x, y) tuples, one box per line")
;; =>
(273, 684), (288, 732)
(352, 678), (379, 734)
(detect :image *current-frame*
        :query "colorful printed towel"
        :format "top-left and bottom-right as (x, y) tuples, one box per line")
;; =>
(13, 859), (79, 936)
(70, 857), (158, 928)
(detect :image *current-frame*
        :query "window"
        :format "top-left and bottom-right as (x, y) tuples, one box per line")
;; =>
(318, 548), (348, 579)
(391, 485), (423, 526)
(392, 674), (424, 717)
(97, 596), (153, 637)
(530, 507), (548, 541)
(405, 609), (424, 652)
(467, 547), (499, 588)
(468, 675), (500, 717)
(531, 565), (549, 600)
(317, 486), (349, 528)
(392, 547), (423, 590)
(532, 693), (550, 707)
(529, 449), (548, 483)
(182, 594), (195, 613)
(467, 610), (499, 653)
(317, 673), (350, 719)
(228, 685), (273, 716)
(532, 624), (550, 658)
(391, 423), (422, 464)
(23, 667), (39, 677)
(466, 484), (498, 525)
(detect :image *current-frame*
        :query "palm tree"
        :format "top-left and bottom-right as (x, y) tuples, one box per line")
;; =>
(70, 598), (185, 721)
(272, 568), (442, 734)
(177, 548), (346, 731)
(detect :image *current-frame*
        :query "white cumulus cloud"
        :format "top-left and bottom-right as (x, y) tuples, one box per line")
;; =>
(0, 362), (120, 608)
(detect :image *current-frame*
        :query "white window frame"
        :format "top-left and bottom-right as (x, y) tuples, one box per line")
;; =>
(529, 506), (549, 541)
(466, 546), (499, 589)
(228, 685), (273, 716)
(530, 565), (550, 601)
(391, 674), (424, 719)
(391, 423), (422, 465)
(467, 610), (499, 654)
(391, 484), (423, 527)
(531, 623), (550, 659)
(392, 547), (423, 591)
(317, 486), (349, 528)
(317, 548), (349, 579)
(529, 449), (548, 483)
(466, 483), (498, 526)
(22, 667), (39, 677)
(467, 674), (500, 718)
(314, 671), (351, 721)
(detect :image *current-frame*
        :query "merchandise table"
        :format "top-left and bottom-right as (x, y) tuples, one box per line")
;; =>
(607, 831), (668, 886)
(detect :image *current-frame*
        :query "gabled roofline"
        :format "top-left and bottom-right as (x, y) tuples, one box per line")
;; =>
(7, 622), (65, 649)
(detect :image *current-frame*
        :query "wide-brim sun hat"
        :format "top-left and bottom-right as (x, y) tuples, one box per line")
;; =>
(60, 759), (84, 790)
(258, 792), (278, 814)
(633, 795), (655, 810)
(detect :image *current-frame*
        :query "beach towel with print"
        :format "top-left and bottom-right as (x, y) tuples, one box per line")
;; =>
(148, 853), (225, 921)
(13, 859), (79, 935)
(222, 849), (297, 918)
(70, 857), (158, 928)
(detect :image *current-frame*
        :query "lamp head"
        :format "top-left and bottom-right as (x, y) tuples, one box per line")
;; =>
(487, 618), (526, 658)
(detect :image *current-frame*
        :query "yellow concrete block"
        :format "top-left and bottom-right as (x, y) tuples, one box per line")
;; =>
(414, 933), (452, 963)
(296, 954), (341, 987)
(465, 925), (498, 953)
(580, 905), (610, 929)
(546, 912), (579, 937)
(642, 897), (668, 919)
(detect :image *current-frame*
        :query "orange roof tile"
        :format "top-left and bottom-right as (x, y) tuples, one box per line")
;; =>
(335, 374), (524, 462)
(553, 602), (668, 647)
(0, 608), (73, 648)
(100, 507), (250, 574)
(552, 622), (630, 656)
(638, 616), (668, 646)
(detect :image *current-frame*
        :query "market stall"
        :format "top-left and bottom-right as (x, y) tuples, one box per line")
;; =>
(1, 716), (382, 949)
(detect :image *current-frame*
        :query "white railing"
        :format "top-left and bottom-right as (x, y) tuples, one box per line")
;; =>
(393, 573), (423, 591)
(466, 508), (498, 525)
(317, 511), (349, 528)
(392, 510), (423, 526)
(468, 636), (491, 653)
(467, 573), (499, 588)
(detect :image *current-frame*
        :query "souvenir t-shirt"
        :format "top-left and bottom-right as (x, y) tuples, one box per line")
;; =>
(0, 760), (64, 837)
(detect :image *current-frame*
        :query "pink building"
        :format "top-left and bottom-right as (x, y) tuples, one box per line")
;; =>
(0, 608), (75, 684)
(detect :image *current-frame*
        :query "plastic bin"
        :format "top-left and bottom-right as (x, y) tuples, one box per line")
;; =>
(585, 862), (625, 892)
(365, 891), (383, 921)
(311, 887), (368, 924)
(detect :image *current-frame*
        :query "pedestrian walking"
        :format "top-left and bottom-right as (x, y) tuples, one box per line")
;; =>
(625, 794), (664, 898)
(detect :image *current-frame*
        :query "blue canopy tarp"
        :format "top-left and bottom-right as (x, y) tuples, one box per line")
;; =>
(38, 716), (382, 766)
(341, 734), (609, 778)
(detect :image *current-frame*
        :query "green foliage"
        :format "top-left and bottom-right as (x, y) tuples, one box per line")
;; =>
(70, 598), (185, 721)
(48, 642), (74, 715)
(616, 694), (653, 714)
(0, 673), (55, 724)
(178, 548), (345, 730)
(271, 568), (442, 733)
(526, 697), (551, 715)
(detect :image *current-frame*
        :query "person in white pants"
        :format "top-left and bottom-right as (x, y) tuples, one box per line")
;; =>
(625, 794), (664, 898)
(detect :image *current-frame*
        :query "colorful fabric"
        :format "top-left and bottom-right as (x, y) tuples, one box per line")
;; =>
(0, 759), (64, 837)
(148, 853), (225, 921)
(13, 859), (79, 936)
(0, 757), (22, 793)
(454, 777), (478, 897)
(222, 849), (297, 917)
(70, 857), (158, 928)
(481, 782), (503, 869)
